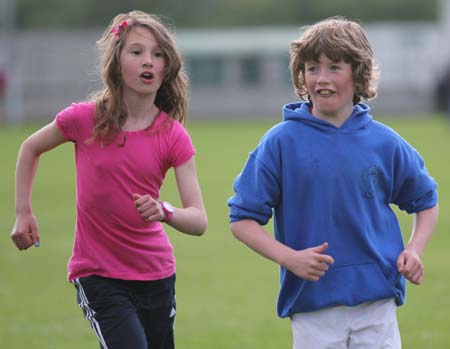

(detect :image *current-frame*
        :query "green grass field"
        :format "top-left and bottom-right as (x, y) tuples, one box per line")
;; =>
(1, 115), (449, 348)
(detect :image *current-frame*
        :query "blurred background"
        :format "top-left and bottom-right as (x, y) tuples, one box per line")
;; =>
(1, 1), (450, 348)
(1, 0), (450, 122)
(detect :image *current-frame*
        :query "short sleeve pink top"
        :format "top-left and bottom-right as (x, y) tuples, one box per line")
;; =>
(55, 102), (195, 281)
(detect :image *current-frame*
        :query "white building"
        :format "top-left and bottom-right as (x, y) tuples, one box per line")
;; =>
(1, 0), (450, 122)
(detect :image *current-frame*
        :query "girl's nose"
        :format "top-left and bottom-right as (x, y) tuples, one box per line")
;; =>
(142, 53), (153, 67)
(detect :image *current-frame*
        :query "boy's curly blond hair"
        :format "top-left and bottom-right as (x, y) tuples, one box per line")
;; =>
(290, 16), (379, 105)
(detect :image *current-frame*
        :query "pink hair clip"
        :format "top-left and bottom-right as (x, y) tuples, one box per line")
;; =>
(111, 20), (128, 37)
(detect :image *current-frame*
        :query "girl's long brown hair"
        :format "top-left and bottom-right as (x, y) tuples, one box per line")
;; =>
(90, 11), (188, 144)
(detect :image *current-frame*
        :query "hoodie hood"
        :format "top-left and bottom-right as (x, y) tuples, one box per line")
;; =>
(282, 101), (373, 132)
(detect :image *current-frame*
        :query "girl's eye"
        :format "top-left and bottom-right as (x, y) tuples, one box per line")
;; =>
(154, 51), (164, 58)
(331, 65), (341, 71)
(306, 66), (317, 73)
(131, 50), (141, 55)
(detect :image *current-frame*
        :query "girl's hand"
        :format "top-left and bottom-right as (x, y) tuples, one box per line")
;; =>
(283, 242), (334, 282)
(132, 193), (165, 222)
(397, 249), (424, 285)
(11, 214), (40, 250)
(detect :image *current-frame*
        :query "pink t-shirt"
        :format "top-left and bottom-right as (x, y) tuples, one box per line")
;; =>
(55, 102), (195, 281)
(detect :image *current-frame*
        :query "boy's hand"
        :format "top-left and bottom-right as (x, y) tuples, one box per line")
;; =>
(11, 214), (40, 250)
(284, 242), (334, 282)
(397, 249), (424, 285)
(133, 193), (165, 222)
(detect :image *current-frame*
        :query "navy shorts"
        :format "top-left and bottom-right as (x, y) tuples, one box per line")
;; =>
(72, 274), (176, 349)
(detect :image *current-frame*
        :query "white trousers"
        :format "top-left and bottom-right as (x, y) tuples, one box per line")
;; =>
(291, 299), (401, 349)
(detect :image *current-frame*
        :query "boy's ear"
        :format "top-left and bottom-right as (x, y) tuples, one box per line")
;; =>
(298, 69), (305, 86)
(300, 68), (305, 78)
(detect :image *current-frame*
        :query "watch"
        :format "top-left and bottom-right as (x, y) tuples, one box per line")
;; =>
(160, 201), (174, 223)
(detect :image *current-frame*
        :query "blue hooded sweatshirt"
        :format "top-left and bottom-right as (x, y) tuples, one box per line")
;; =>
(228, 102), (438, 318)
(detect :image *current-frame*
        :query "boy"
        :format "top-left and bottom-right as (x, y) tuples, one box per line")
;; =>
(227, 17), (438, 348)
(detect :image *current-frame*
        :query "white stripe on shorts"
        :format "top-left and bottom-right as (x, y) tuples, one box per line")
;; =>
(72, 278), (109, 349)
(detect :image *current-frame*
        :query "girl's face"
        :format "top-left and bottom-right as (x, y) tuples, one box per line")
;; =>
(119, 27), (166, 100)
(303, 53), (355, 127)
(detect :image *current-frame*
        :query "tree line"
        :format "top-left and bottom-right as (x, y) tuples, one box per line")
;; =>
(7, 0), (439, 29)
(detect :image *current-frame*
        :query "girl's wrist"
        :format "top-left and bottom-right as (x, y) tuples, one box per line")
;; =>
(160, 201), (174, 222)
(15, 207), (33, 216)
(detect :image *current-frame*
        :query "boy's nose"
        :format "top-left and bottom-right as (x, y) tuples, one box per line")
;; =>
(317, 70), (331, 83)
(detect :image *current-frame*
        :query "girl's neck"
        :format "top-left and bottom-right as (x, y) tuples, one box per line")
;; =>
(123, 92), (157, 120)
(122, 96), (160, 132)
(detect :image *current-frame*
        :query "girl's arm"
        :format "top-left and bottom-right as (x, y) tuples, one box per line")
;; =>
(168, 156), (207, 235)
(230, 219), (334, 281)
(11, 121), (67, 250)
(397, 204), (439, 285)
(133, 156), (208, 236)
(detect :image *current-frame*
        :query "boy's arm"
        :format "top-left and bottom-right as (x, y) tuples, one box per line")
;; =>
(230, 219), (334, 281)
(11, 121), (67, 250)
(397, 204), (439, 285)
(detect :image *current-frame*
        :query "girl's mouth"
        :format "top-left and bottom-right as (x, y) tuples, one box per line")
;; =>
(140, 72), (154, 82)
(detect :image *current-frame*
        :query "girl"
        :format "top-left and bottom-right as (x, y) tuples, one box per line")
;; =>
(11, 10), (207, 349)
(228, 17), (438, 348)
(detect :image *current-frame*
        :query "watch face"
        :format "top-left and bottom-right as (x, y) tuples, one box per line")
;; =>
(163, 201), (174, 213)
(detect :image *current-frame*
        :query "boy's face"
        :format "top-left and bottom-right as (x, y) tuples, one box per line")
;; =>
(303, 53), (355, 126)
